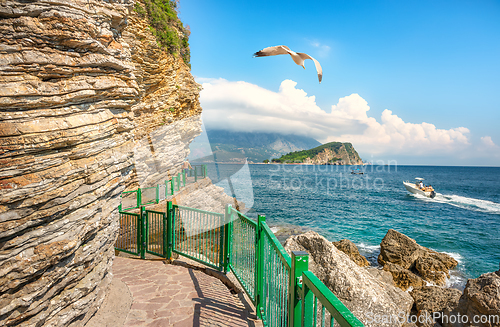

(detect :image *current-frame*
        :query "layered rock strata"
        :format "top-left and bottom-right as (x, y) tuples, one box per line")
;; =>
(0, 1), (201, 326)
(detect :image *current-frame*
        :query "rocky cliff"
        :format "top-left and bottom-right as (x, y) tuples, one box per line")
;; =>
(0, 1), (201, 326)
(273, 141), (363, 165)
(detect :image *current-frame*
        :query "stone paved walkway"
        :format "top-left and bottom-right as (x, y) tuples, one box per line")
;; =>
(111, 257), (258, 327)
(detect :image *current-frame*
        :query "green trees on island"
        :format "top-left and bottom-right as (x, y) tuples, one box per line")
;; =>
(271, 142), (360, 164)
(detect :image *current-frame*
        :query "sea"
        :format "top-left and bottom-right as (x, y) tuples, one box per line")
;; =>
(204, 163), (500, 289)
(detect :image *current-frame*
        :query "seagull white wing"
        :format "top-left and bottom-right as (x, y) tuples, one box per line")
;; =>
(254, 45), (293, 57)
(297, 52), (323, 83)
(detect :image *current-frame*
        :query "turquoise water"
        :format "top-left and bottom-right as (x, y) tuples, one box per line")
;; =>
(206, 163), (500, 286)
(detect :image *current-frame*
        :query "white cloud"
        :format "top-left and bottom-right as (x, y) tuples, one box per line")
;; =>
(310, 41), (331, 57)
(480, 136), (497, 147)
(199, 78), (478, 160)
(200, 78), (363, 139)
(325, 94), (470, 155)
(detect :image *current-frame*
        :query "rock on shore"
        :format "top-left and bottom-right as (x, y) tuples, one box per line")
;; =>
(284, 231), (413, 327)
(333, 239), (370, 267)
(442, 267), (500, 327)
(410, 286), (462, 327)
(383, 262), (426, 291)
(379, 229), (458, 286)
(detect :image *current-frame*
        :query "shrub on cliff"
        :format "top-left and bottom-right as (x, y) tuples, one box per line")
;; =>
(134, 0), (191, 66)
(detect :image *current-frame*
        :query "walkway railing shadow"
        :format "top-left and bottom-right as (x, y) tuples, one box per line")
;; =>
(115, 199), (364, 327)
(188, 268), (258, 327)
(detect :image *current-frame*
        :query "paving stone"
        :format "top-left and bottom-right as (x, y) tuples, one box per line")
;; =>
(113, 256), (259, 326)
(146, 318), (171, 327)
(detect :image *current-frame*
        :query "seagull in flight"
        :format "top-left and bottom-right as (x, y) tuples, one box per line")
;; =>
(253, 45), (323, 83)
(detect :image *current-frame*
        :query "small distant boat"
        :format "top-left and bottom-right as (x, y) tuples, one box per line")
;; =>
(351, 168), (364, 175)
(403, 178), (436, 198)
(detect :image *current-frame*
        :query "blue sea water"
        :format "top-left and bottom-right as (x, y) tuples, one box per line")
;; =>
(206, 163), (500, 287)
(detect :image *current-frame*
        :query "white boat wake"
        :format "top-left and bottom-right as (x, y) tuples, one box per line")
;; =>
(410, 193), (500, 214)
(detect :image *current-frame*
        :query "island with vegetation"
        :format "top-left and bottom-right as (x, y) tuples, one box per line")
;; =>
(269, 141), (363, 165)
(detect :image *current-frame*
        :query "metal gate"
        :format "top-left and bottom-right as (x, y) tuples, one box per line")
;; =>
(172, 205), (226, 271)
(115, 202), (229, 272)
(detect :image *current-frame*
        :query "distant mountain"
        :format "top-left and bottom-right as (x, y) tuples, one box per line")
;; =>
(273, 141), (363, 165)
(198, 130), (322, 163)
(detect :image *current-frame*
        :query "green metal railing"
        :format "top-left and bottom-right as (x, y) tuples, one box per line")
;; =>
(301, 270), (364, 327)
(186, 164), (207, 182)
(259, 216), (291, 326)
(119, 165), (207, 211)
(120, 190), (140, 211)
(140, 187), (157, 206)
(172, 204), (226, 271)
(145, 209), (166, 257)
(115, 211), (141, 256)
(115, 200), (364, 327)
(227, 206), (364, 327)
(228, 208), (257, 301)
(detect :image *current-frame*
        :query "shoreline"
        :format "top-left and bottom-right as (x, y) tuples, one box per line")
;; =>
(269, 223), (469, 291)
(192, 162), (500, 168)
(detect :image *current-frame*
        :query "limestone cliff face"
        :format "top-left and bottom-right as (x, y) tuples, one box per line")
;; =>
(0, 1), (201, 326)
(303, 144), (363, 165)
(275, 142), (363, 165)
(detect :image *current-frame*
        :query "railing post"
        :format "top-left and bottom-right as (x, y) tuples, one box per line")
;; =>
(301, 278), (313, 327)
(223, 204), (232, 273)
(137, 188), (141, 208)
(170, 179), (174, 196)
(290, 251), (309, 327)
(166, 201), (173, 259)
(255, 214), (266, 320)
(118, 203), (122, 212)
(177, 173), (181, 191)
(165, 180), (168, 198)
(140, 206), (146, 259)
(156, 184), (159, 204)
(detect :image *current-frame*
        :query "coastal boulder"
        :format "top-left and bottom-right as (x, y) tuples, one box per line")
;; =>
(378, 229), (458, 285)
(410, 286), (462, 327)
(415, 256), (450, 286)
(366, 267), (396, 286)
(284, 231), (413, 327)
(383, 262), (426, 291)
(443, 267), (500, 327)
(378, 229), (425, 269)
(333, 239), (370, 267)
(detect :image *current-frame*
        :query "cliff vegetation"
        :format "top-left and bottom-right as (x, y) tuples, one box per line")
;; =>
(134, 0), (191, 66)
(272, 142), (363, 165)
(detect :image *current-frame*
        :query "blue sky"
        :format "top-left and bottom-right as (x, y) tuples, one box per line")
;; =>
(179, 0), (500, 166)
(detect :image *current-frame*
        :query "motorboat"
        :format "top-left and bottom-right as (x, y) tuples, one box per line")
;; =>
(351, 168), (364, 175)
(403, 178), (436, 198)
